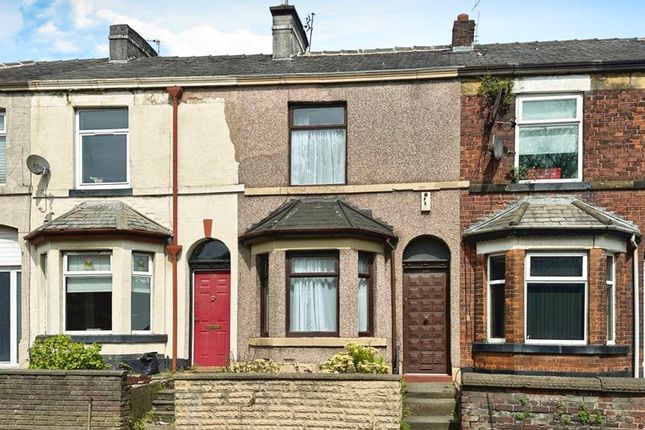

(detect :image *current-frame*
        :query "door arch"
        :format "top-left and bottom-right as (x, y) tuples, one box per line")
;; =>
(402, 235), (450, 374)
(189, 239), (231, 367)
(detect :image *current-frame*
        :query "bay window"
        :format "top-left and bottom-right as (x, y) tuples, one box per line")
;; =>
(606, 254), (615, 344)
(358, 253), (373, 336)
(487, 254), (505, 341)
(131, 253), (152, 332)
(287, 252), (338, 336)
(258, 254), (269, 337)
(516, 95), (582, 181)
(525, 253), (587, 344)
(65, 253), (112, 331)
(290, 105), (346, 185)
(0, 111), (5, 183)
(77, 109), (129, 187)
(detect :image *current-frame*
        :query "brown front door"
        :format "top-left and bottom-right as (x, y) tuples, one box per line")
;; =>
(403, 269), (449, 374)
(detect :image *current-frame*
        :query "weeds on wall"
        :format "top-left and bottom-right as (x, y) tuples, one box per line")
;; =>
(478, 75), (514, 110)
(226, 358), (280, 373)
(29, 335), (108, 370)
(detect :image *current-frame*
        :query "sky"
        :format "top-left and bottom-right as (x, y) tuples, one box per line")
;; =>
(1, 0), (644, 62)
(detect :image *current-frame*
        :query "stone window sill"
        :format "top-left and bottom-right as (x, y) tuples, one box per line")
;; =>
(68, 188), (133, 197)
(37, 334), (168, 344)
(472, 342), (629, 355)
(248, 337), (387, 348)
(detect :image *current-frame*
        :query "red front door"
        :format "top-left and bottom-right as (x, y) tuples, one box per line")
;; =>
(193, 271), (230, 367)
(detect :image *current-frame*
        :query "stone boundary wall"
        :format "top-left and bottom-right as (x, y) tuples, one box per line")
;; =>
(174, 373), (402, 430)
(461, 372), (645, 429)
(0, 369), (130, 429)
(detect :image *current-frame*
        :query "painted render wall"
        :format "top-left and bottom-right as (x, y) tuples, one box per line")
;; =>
(23, 90), (240, 365)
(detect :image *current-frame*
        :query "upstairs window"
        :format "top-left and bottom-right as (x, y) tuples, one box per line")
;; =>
(77, 109), (129, 187)
(290, 105), (346, 185)
(525, 253), (587, 344)
(0, 111), (5, 183)
(64, 252), (112, 332)
(516, 95), (582, 182)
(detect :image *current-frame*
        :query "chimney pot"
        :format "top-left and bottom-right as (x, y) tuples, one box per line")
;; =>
(270, 3), (309, 59)
(452, 13), (476, 50)
(109, 24), (158, 62)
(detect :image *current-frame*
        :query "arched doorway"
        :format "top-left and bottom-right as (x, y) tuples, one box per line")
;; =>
(402, 235), (450, 374)
(189, 239), (231, 367)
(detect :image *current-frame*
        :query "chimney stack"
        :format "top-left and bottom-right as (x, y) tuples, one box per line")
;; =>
(109, 24), (158, 62)
(270, 3), (309, 59)
(452, 13), (475, 51)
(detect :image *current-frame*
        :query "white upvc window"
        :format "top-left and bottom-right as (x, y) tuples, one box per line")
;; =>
(524, 252), (588, 345)
(0, 111), (6, 183)
(131, 253), (152, 333)
(515, 94), (583, 183)
(487, 254), (506, 343)
(606, 254), (616, 345)
(64, 252), (112, 333)
(76, 109), (129, 189)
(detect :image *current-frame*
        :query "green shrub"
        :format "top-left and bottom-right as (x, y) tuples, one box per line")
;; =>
(320, 343), (390, 374)
(29, 335), (108, 370)
(227, 358), (280, 373)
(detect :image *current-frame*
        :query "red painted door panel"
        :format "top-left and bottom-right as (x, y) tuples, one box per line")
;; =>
(194, 271), (230, 367)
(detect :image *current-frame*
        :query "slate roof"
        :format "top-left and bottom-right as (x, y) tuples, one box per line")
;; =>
(25, 200), (172, 241)
(239, 198), (396, 244)
(464, 197), (640, 239)
(1, 38), (644, 84)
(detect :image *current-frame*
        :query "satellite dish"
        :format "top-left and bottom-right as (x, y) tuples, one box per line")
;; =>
(492, 135), (503, 160)
(26, 154), (50, 176)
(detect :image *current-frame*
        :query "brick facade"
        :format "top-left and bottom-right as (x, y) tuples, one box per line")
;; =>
(460, 76), (645, 375)
(174, 373), (401, 430)
(0, 370), (130, 429)
(461, 372), (645, 429)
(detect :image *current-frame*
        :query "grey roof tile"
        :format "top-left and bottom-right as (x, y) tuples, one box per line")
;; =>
(240, 198), (396, 244)
(1, 38), (644, 84)
(464, 196), (640, 238)
(26, 200), (171, 239)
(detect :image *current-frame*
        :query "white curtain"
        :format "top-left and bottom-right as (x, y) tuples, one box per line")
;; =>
(358, 278), (368, 332)
(290, 257), (337, 332)
(518, 125), (578, 155)
(291, 129), (346, 185)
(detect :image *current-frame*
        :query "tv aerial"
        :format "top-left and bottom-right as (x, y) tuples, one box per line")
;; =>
(26, 154), (51, 176)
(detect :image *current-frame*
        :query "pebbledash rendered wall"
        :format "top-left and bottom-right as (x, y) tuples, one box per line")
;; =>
(0, 369), (131, 429)
(174, 373), (402, 430)
(461, 372), (645, 429)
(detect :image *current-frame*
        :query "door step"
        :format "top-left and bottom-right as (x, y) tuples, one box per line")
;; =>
(404, 382), (457, 430)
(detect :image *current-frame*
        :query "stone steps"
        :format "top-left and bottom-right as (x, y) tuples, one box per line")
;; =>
(145, 384), (176, 428)
(405, 382), (457, 430)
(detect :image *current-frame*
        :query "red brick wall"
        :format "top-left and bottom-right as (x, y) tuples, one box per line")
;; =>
(459, 82), (645, 374)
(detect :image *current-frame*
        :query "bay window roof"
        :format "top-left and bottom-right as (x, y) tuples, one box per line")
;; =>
(239, 198), (396, 245)
(25, 200), (172, 243)
(464, 197), (640, 240)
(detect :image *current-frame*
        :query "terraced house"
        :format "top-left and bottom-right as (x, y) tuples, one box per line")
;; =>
(0, 1), (644, 391)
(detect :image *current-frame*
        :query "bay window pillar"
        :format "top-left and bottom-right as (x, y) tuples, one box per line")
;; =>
(505, 249), (525, 343)
(340, 249), (358, 338)
(112, 247), (130, 334)
(588, 248), (607, 344)
(270, 250), (286, 338)
(48, 249), (62, 334)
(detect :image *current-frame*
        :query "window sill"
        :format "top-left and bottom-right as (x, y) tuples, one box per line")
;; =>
(38, 334), (167, 344)
(469, 182), (591, 194)
(248, 337), (387, 348)
(472, 342), (629, 355)
(68, 188), (133, 197)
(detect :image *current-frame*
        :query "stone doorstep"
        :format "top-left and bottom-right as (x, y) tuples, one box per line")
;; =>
(406, 416), (457, 430)
(407, 398), (456, 416)
(406, 382), (456, 399)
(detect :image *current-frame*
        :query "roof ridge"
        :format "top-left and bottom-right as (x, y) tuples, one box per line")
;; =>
(337, 199), (394, 233)
(336, 199), (354, 229)
(571, 199), (613, 226)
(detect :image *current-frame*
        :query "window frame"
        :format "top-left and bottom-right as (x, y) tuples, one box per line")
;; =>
(288, 102), (348, 186)
(514, 94), (583, 183)
(257, 253), (270, 338)
(358, 252), (374, 337)
(0, 110), (6, 184)
(131, 252), (153, 334)
(606, 254), (616, 345)
(63, 251), (113, 334)
(75, 108), (130, 189)
(285, 250), (340, 337)
(487, 254), (506, 343)
(524, 251), (588, 346)
(0, 268), (20, 367)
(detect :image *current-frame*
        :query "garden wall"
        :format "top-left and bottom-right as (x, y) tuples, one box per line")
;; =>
(174, 373), (402, 430)
(0, 369), (130, 429)
(461, 372), (645, 429)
